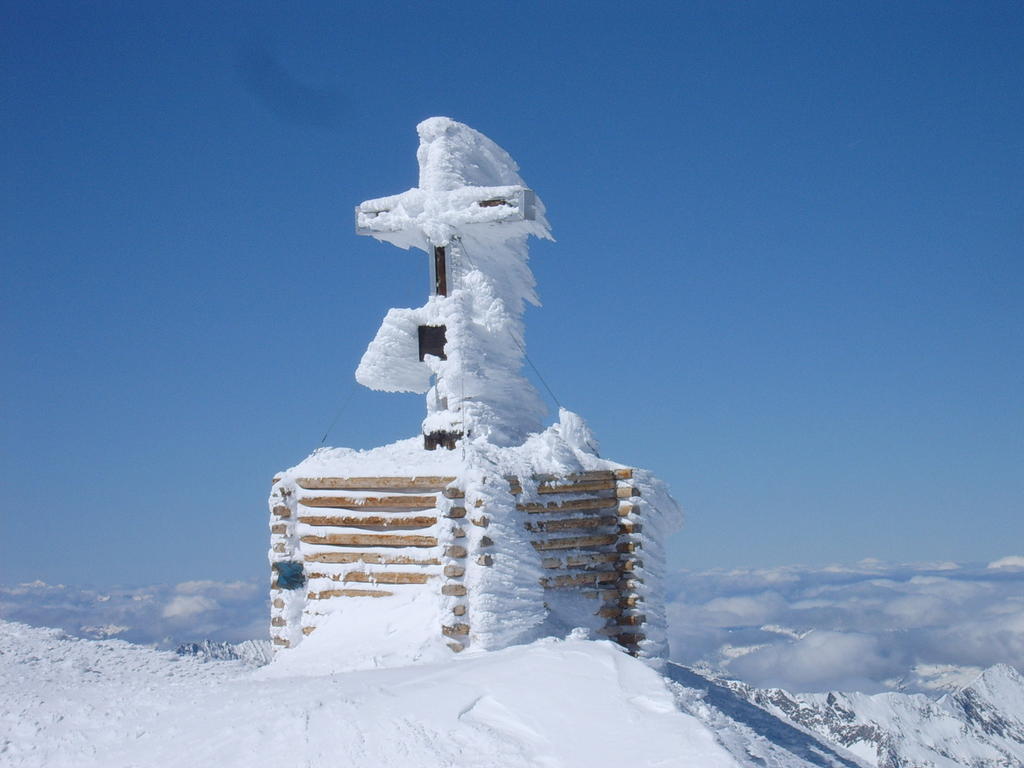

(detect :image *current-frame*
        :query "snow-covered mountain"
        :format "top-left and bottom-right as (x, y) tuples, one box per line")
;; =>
(720, 664), (1024, 767)
(175, 638), (274, 666)
(4, 618), (1023, 767)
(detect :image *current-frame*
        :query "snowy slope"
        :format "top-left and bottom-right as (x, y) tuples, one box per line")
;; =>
(1, 620), (861, 768)
(723, 665), (1024, 767)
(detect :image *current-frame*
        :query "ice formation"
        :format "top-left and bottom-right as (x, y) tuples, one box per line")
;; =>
(355, 116), (551, 447)
(268, 117), (682, 669)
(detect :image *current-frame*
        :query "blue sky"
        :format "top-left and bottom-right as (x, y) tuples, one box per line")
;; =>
(3, 1), (1022, 587)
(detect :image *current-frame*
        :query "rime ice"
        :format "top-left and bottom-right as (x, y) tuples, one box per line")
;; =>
(269, 117), (682, 670)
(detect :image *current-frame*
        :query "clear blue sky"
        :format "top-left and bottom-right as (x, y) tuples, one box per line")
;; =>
(3, 1), (1022, 587)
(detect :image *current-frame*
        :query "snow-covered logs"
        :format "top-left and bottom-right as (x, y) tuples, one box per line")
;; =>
(268, 465), (662, 658)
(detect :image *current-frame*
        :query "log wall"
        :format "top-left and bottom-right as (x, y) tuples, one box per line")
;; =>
(269, 468), (647, 656)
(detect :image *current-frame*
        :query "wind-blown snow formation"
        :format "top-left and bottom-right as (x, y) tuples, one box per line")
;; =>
(355, 116), (551, 445)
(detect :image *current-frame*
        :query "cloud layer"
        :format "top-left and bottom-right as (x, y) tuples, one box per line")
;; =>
(665, 558), (1024, 692)
(3, 557), (1023, 694)
(0, 579), (266, 648)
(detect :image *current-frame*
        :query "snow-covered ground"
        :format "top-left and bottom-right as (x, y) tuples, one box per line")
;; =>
(6, 618), (1024, 767)
(1, 620), (862, 768)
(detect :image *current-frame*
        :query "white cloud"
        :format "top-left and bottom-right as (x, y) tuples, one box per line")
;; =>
(988, 555), (1024, 570)
(0, 579), (268, 647)
(664, 560), (1024, 693)
(162, 595), (218, 619)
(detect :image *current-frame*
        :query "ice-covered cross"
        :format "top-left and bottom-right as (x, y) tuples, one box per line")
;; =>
(354, 117), (552, 449)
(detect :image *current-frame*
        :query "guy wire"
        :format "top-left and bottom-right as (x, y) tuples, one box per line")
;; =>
(320, 378), (360, 445)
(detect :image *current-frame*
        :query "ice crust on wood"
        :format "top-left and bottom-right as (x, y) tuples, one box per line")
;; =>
(274, 409), (683, 669)
(271, 118), (683, 672)
(355, 116), (551, 446)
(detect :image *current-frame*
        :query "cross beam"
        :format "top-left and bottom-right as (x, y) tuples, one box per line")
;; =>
(354, 184), (537, 451)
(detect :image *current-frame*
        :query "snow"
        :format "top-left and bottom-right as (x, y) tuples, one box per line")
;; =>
(13, 616), (1024, 767)
(355, 116), (551, 446)
(2, 620), (781, 768)
(274, 408), (683, 660)
(724, 663), (1024, 768)
(264, 117), (686, 665)
(262, 589), (453, 676)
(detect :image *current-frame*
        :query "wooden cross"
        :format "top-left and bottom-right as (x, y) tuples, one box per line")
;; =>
(355, 186), (537, 449)
(356, 186), (536, 298)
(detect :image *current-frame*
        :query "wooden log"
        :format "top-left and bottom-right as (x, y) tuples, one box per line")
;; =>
(618, 577), (644, 591)
(531, 534), (618, 551)
(307, 588), (394, 599)
(302, 626), (317, 635)
(442, 487), (465, 499)
(617, 614), (646, 627)
(617, 558), (643, 572)
(445, 545), (467, 558)
(270, 523), (288, 534)
(452, 604), (467, 616)
(507, 471), (616, 495)
(272, 505), (291, 518)
(536, 470), (615, 483)
(442, 623), (470, 637)
(304, 552), (440, 565)
(525, 515), (618, 533)
(443, 565), (465, 578)
(299, 495), (437, 510)
(272, 598), (284, 609)
(616, 486), (641, 499)
(445, 506), (467, 519)
(297, 515), (437, 530)
(518, 497), (618, 514)
(300, 533), (437, 548)
(614, 632), (645, 644)
(272, 637), (289, 647)
(272, 543), (287, 553)
(569, 552), (620, 568)
(597, 605), (622, 619)
(476, 554), (493, 566)
(334, 571), (430, 585)
(441, 584), (467, 596)
(447, 641), (465, 653)
(296, 476), (455, 491)
(271, 616), (286, 627)
(616, 542), (639, 554)
(452, 527), (466, 539)
(542, 553), (620, 569)
(538, 478), (616, 494)
(617, 520), (642, 535)
(613, 468), (633, 480)
(619, 594), (644, 608)
(541, 571), (620, 588)
(479, 536), (494, 547)
(582, 589), (621, 602)
(618, 502), (639, 517)
(470, 516), (489, 527)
